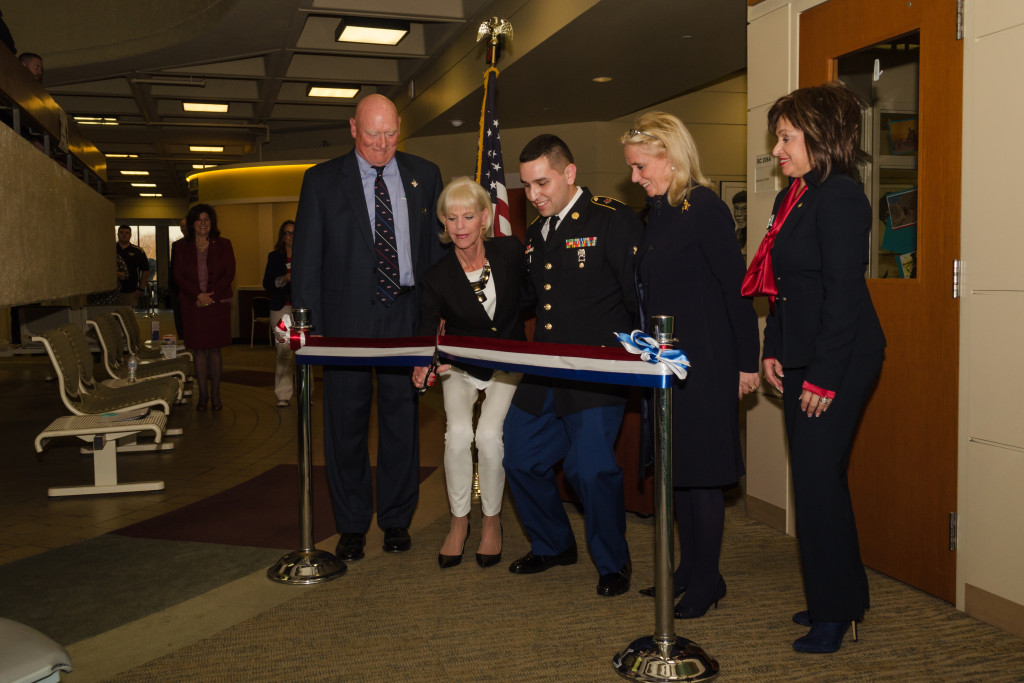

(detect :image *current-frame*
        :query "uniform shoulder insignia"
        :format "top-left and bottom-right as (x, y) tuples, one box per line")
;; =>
(591, 195), (627, 210)
(528, 215), (543, 227)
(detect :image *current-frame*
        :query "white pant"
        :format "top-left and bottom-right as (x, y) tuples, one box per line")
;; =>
(270, 306), (294, 401)
(440, 366), (521, 517)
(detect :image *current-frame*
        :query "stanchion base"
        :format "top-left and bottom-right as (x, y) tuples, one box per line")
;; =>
(613, 635), (719, 682)
(266, 549), (347, 585)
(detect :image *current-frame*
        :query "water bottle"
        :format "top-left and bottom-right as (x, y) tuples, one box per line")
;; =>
(127, 354), (139, 384)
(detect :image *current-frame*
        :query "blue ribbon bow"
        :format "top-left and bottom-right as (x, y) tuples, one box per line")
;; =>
(614, 330), (690, 380)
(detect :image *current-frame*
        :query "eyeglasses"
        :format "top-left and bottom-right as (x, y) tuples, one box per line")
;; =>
(628, 129), (658, 140)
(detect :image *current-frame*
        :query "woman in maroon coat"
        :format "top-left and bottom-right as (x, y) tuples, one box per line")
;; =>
(173, 203), (236, 410)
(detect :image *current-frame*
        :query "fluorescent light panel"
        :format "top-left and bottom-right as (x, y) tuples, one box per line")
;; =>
(307, 83), (361, 99)
(106, 153), (139, 158)
(120, 170), (150, 176)
(75, 116), (118, 126)
(183, 102), (229, 113)
(192, 164), (217, 169)
(189, 145), (224, 153)
(335, 17), (409, 46)
(130, 183), (157, 187)
(139, 193), (163, 197)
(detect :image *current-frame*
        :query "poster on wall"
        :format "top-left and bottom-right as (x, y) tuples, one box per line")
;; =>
(720, 181), (748, 253)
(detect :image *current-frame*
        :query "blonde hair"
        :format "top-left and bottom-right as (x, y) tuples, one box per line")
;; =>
(436, 176), (492, 244)
(620, 111), (711, 207)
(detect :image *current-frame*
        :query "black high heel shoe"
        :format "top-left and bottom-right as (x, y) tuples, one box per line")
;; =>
(438, 521), (469, 569)
(638, 584), (685, 599)
(475, 523), (502, 568)
(674, 577), (727, 619)
(793, 620), (858, 653)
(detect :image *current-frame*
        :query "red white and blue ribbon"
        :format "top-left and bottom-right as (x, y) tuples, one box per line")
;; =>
(614, 330), (690, 380)
(292, 333), (685, 389)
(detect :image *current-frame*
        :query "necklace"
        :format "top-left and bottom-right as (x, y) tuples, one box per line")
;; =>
(469, 260), (491, 303)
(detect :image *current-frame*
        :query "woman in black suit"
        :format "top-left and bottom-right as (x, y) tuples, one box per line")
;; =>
(622, 112), (760, 618)
(743, 81), (886, 653)
(262, 220), (295, 407)
(413, 177), (525, 569)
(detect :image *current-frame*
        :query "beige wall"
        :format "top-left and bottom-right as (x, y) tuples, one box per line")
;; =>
(957, 1), (1024, 631)
(747, 0), (1024, 635)
(405, 73), (748, 218)
(0, 124), (114, 310)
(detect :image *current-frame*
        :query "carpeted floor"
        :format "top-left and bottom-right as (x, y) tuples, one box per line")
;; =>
(0, 535), (282, 646)
(112, 464), (435, 549)
(104, 500), (1024, 682)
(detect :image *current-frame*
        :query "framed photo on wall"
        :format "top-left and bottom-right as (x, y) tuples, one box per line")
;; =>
(719, 181), (748, 253)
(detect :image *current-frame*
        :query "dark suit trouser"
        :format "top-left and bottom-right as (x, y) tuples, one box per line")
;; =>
(783, 350), (883, 622)
(323, 294), (420, 534)
(503, 389), (628, 575)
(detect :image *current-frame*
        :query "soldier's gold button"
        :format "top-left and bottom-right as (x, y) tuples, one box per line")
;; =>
(578, 263), (585, 268)
(544, 262), (552, 270)
(543, 304), (551, 311)
(544, 323), (552, 330)
(491, 326), (498, 332)
(544, 284), (552, 291)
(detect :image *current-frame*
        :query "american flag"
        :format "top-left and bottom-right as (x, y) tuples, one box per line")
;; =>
(476, 67), (510, 237)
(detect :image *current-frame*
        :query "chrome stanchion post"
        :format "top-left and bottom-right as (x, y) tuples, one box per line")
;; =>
(613, 315), (719, 682)
(267, 308), (347, 584)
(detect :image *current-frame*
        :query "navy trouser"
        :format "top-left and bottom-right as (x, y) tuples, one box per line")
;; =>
(784, 350), (883, 622)
(503, 389), (628, 575)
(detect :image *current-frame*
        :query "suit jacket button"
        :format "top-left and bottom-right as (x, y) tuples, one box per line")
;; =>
(491, 326), (497, 332)
(543, 304), (551, 311)
(544, 323), (553, 330)
(544, 284), (552, 291)
(544, 263), (552, 270)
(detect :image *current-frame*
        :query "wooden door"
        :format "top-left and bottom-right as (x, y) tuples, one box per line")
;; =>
(800, 0), (962, 602)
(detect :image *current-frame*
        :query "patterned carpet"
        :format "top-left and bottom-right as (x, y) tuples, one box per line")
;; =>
(106, 499), (1024, 682)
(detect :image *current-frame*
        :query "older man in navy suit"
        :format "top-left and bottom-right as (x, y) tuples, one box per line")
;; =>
(292, 94), (446, 561)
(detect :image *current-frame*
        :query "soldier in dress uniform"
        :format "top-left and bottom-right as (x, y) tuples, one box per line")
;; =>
(504, 134), (643, 597)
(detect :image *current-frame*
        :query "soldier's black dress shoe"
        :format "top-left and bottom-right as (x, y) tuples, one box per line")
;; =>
(383, 527), (411, 552)
(336, 533), (366, 561)
(597, 560), (632, 597)
(508, 543), (578, 574)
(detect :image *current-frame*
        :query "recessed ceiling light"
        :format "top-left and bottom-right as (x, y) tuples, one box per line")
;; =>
(106, 153), (139, 158)
(592, 76), (613, 83)
(450, 120), (464, 128)
(307, 83), (361, 99)
(183, 102), (229, 113)
(131, 183), (157, 187)
(192, 164), (217, 170)
(75, 116), (118, 126)
(120, 170), (150, 176)
(139, 193), (163, 197)
(335, 17), (410, 46)
(189, 145), (224, 153)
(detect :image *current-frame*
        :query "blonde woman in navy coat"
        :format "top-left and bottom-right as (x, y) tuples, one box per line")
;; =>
(743, 81), (886, 653)
(413, 177), (525, 569)
(623, 112), (760, 620)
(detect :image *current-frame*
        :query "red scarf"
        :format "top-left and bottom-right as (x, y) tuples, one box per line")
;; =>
(741, 180), (808, 304)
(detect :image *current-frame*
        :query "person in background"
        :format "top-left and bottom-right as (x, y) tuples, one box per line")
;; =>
(622, 112), (760, 619)
(173, 204), (236, 411)
(116, 225), (150, 309)
(262, 219), (296, 407)
(743, 81), (886, 653)
(18, 52), (42, 82)
(292, 94), (446, 562)
(169, 219), (189, 341)
(412, 177), (525, 569)
(503, 134), (642, 597)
